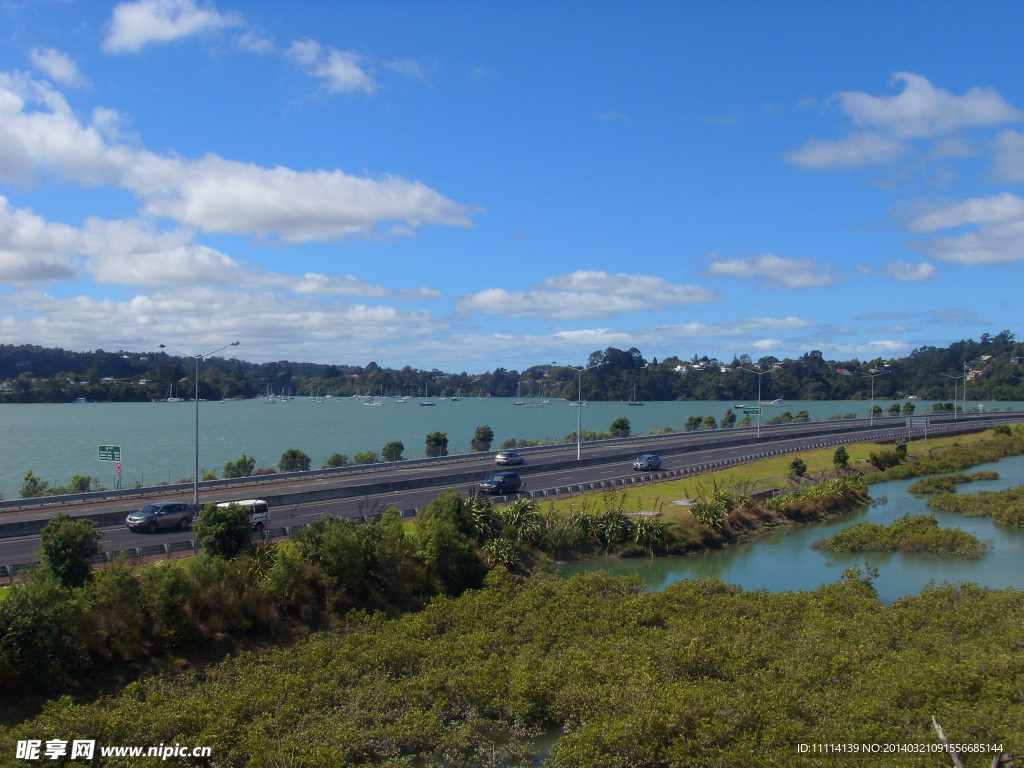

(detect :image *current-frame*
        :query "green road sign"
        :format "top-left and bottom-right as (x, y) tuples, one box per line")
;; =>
(98, 445), (121, 462)
(743, 407), (761, 415)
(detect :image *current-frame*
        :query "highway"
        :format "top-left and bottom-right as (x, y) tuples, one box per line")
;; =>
(0, 412), (1018, 571)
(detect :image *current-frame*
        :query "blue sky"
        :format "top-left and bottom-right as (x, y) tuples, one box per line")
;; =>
(1, 1), (1022, 371)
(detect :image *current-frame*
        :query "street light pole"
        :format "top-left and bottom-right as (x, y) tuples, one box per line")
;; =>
(943, 372), (966, 422)
(859, 370), (888, 426)
(557, 361), (602, 461)
(740, 367), (772, 439)
(160, 341), (240, 507)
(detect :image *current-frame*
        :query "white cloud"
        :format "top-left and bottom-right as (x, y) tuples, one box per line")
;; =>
(0, 72), (474, 242)
(837, 72), (1024, 139)
(539, 271), (719, 304)
(0, 196), (442, 298)
(29, 48), (88, 88)
(705, 253), (844, 289)
(878, 260), (938, 282)
(785, 132), (906, 170)
(235, 30), (275, 54)
(104, 0), (243, 54)
(456, 271), (719, 320)
(992, 130), (1024, 183)
(901, 193), (1024, 264)
(286, 38), (376, 95)
(786, 73), (1024, 171)
(1, 286), (443, 363)
(825, 340), (911, 359)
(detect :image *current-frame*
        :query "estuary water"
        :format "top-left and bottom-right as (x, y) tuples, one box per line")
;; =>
(0, 397), (1018, 502)
(557, 453), (1024, 603)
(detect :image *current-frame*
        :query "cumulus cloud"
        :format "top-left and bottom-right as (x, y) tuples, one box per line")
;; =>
(704, 253), (844, 289)
(0, 196), (441, 298)
(29, 48), (88, 88)
(878, 260), (938, 282)
(104, 0), (243, 54)
(287, 38), (376, 94)
(785, 132), (906, 170)
(991, 130), (1024, 183)
(2, 286), (442, 363)
(0, 72), (474, 241)
(786, 73), (1024, 171)
(837, 72), (1024, 138)
(456, 271), (719, 320)
(901, 193), (1024, 264)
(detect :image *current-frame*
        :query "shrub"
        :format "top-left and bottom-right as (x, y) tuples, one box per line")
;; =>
(223, 454), (256, 478)
(868, 449), (901, 471)
(195, 503), (252, 560)
(789, 457), (807, 478)
(382, 441), (405, 462)
(279, 448), (311, 473)
(471, 425), (495, 452)
(425, 431), (449, 457)
(38, 512), (101, 589)
(353, 451), (378, 465)
(833, 446), (849, 469)
(324, 453), (349, 468)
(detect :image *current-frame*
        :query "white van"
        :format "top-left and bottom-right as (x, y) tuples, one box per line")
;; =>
(216, 499), (271, 531)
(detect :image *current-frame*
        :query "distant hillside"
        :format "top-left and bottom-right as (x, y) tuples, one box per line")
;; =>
(2, 331), (1022, 404)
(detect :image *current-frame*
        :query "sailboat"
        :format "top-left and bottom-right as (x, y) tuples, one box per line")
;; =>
(420, 382), (436, 406)
(165, 383), (183, 402)
(628, 384), (644, 406)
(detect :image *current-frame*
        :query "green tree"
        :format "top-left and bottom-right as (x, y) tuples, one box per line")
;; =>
(684, 415), (703, 432)
(721, 409), (737, 428)
(789, 456), (808, 478)
(382, 441), (405, 462)
(279, 448), (311, 473)
(471, 425), (495, 452)
(39, 512), (102, 589)
(202, 470), (217, 481)
(353, 451), (378, 465)
(195, 503), (251, 560)
(20, 471), (49, 498)
(701, 415), (718, 430)
(902, 401), (916, 415)
(324, 453), (349, 468)
(888, 403), (901, 416)
(833, 445), (850, 469)
(425, 431), (449, 458)
(609, 417), (631, 438)
(894, 439), (908, 462)
(223, 454), (256, 478)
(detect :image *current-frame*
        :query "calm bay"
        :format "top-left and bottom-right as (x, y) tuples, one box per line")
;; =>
(0, 397), (1020, 501)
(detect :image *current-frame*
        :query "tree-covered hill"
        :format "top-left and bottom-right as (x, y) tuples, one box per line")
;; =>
(2, 330), (1022, 403)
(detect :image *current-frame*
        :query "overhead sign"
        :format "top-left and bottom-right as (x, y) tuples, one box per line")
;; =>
(98, 445), (121, 462)
(743, 407), (761, 415)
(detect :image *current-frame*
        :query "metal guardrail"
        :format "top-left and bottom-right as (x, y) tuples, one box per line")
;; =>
(3, 414), (1022, 582)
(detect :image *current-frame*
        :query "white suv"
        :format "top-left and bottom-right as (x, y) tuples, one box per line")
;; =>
(215, 499), (271, 531)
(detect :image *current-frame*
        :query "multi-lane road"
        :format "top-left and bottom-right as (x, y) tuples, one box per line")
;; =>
(1, 412), (1019, 569)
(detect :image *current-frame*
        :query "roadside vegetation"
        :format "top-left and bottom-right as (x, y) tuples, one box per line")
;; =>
(812, 513), (988, 558)
(2, 568), (1020, 765)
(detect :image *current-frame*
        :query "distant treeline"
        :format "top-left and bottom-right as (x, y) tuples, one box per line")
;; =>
(2, 329), (1022, 403)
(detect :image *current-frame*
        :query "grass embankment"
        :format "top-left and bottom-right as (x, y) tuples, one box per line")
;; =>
(870, 424), (1024, 483)
(3, 569), (1020, 766)
(813, 513), (988, 558)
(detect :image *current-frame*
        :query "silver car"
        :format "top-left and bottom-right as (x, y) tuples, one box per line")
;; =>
(126, 501), (194, 533)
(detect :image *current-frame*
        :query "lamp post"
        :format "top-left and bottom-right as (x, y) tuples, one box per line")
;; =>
(943, 372), (966, 422)
(859, 370), (888, 426)
(557, 361), (602, 460)
(160, 341), (240, 507)
(740, 366), (773, 439)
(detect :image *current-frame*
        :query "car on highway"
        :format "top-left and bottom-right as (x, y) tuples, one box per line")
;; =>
(216, 499), (271, 531)
(478, 471), (523, 496)
(632, 454), (662, 471)
(494, 450), (525, 465)
(125, 501), (194, 533)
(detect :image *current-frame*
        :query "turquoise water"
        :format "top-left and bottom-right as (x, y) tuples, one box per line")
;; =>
(557, 453), (1024, 602)
(0, 398), (1018, 501)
